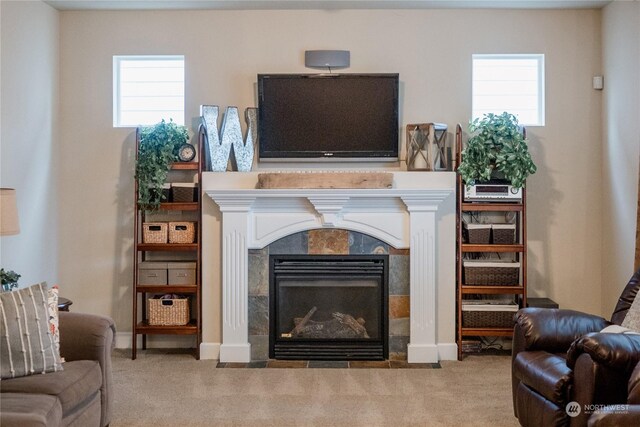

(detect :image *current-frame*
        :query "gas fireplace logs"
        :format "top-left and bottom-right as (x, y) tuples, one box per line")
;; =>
(290, 307), (370, 339)
(290, 306), (318, 336)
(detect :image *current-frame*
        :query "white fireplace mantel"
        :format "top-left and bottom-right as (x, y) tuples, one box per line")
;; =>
(203, 172), (457, 363)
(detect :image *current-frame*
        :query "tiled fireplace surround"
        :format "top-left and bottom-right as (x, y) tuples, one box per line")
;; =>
(249, 229), (408, 361)
(203, 172), (457, 363)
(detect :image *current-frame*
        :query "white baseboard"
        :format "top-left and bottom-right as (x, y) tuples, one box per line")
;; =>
(437, 343), (458, 360)
(200, 342), (221, 360)
(115, 332), (132, 349)
(117, 333), (458, 362)
(115, 332), (196, 349)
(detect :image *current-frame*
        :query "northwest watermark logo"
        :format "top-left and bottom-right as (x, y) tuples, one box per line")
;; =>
(566, 401), (629, 417)
(566, 401), (581, 417)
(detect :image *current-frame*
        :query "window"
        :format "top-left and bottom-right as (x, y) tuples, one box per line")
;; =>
(113, 55), (184, 127)
(472, 54), (545, 126)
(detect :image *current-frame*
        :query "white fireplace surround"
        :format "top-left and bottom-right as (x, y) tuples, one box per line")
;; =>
(203, 172), (457, 363)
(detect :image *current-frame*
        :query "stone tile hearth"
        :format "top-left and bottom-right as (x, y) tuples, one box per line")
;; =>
(215, 360), (441, 369)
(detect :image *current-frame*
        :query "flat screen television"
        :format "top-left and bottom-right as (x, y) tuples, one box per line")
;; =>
(257, 73), (399, 162)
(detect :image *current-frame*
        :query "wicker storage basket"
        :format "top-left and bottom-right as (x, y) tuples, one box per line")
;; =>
(463, 223), (491, 244)
(492, 224), (517, 245)
(142, 222), (168, 244)
(462, 299), (519, 328)
(148, 296), (190, 326)
(171, 183), (197, 203)
(168, 221), (196, 244)
(463, 260), (520, 286)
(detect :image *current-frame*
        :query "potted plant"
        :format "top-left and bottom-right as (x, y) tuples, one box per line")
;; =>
(457, 112), (537, 188)
(135, 119), (189, 211)
(1, 268), (20, 292)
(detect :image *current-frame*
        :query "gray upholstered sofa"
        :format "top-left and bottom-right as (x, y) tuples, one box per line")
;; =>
(0, 312), (115, 427)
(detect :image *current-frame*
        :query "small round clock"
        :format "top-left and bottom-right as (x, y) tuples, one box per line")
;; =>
(178, 143), (196, 162)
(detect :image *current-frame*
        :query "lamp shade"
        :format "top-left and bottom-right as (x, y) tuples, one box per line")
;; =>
(0, 188), (20, 236)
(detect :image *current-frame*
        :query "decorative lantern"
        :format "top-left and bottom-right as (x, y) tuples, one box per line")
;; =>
(406, 123), (448, 171)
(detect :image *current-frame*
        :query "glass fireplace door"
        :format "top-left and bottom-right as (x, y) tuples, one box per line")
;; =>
(270, 255), (388, 360)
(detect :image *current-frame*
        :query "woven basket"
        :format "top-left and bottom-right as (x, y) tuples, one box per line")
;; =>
(142, 222), (168, 244)
(462, 300), (519, 328)
(148, 297), (189, 326)
(462, 309), (517, 328)
(463, 223), (491, 244)
(463, 261), (520, 286)
(168, 221), (196, 244)
(492, 224), (516, 245)
(171, 183), (197, 203)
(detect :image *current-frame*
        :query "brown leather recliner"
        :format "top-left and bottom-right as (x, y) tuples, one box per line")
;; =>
(587, 360), (640, 426)
(512, 269), (640, 427)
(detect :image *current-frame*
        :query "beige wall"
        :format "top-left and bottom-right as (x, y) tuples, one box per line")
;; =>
(1, 1), (59, 287)
(56, 8), (604, 345)
(601, 1), (640, 315)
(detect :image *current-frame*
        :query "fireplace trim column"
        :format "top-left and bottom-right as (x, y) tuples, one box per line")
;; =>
(206, 184), (454, 363)
(402, 195), (439, 363)
(215, 196), (255, 363)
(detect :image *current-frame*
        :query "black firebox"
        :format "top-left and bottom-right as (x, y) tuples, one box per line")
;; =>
(269, 255), (388, 360)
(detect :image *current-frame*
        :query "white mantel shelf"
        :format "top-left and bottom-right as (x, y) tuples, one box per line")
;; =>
(207, 187), (452, 250)
(203, 171), (457, 363)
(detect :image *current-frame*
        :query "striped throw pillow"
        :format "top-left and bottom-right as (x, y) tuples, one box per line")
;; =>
(0, 282), (63, 379)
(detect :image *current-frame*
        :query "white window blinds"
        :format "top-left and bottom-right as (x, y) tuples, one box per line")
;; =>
(113, 55), (185, 127)
(472, 54), (545, 126)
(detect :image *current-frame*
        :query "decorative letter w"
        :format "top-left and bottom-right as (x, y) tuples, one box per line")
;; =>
(200, 105), (258, 172)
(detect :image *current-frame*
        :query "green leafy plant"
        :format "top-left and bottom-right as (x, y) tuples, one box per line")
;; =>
(1, 268), (20, 292)
(135, 119), (189, 211)
(457, 112), (537, 188)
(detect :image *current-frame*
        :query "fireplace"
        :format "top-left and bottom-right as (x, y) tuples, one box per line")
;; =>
(270, 255), (388, 360)
(204, 172), (456, 363)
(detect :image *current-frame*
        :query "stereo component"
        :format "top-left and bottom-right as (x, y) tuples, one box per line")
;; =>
(464, 183), (522, 202)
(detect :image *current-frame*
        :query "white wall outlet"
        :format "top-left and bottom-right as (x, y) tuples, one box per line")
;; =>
(593, 75), (604, 90)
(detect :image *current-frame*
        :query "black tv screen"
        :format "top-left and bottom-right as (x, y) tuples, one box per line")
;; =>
(257, 74), (399, 161)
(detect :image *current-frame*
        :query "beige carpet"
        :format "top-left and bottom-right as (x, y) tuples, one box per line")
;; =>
(111, 349), (519, 427)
